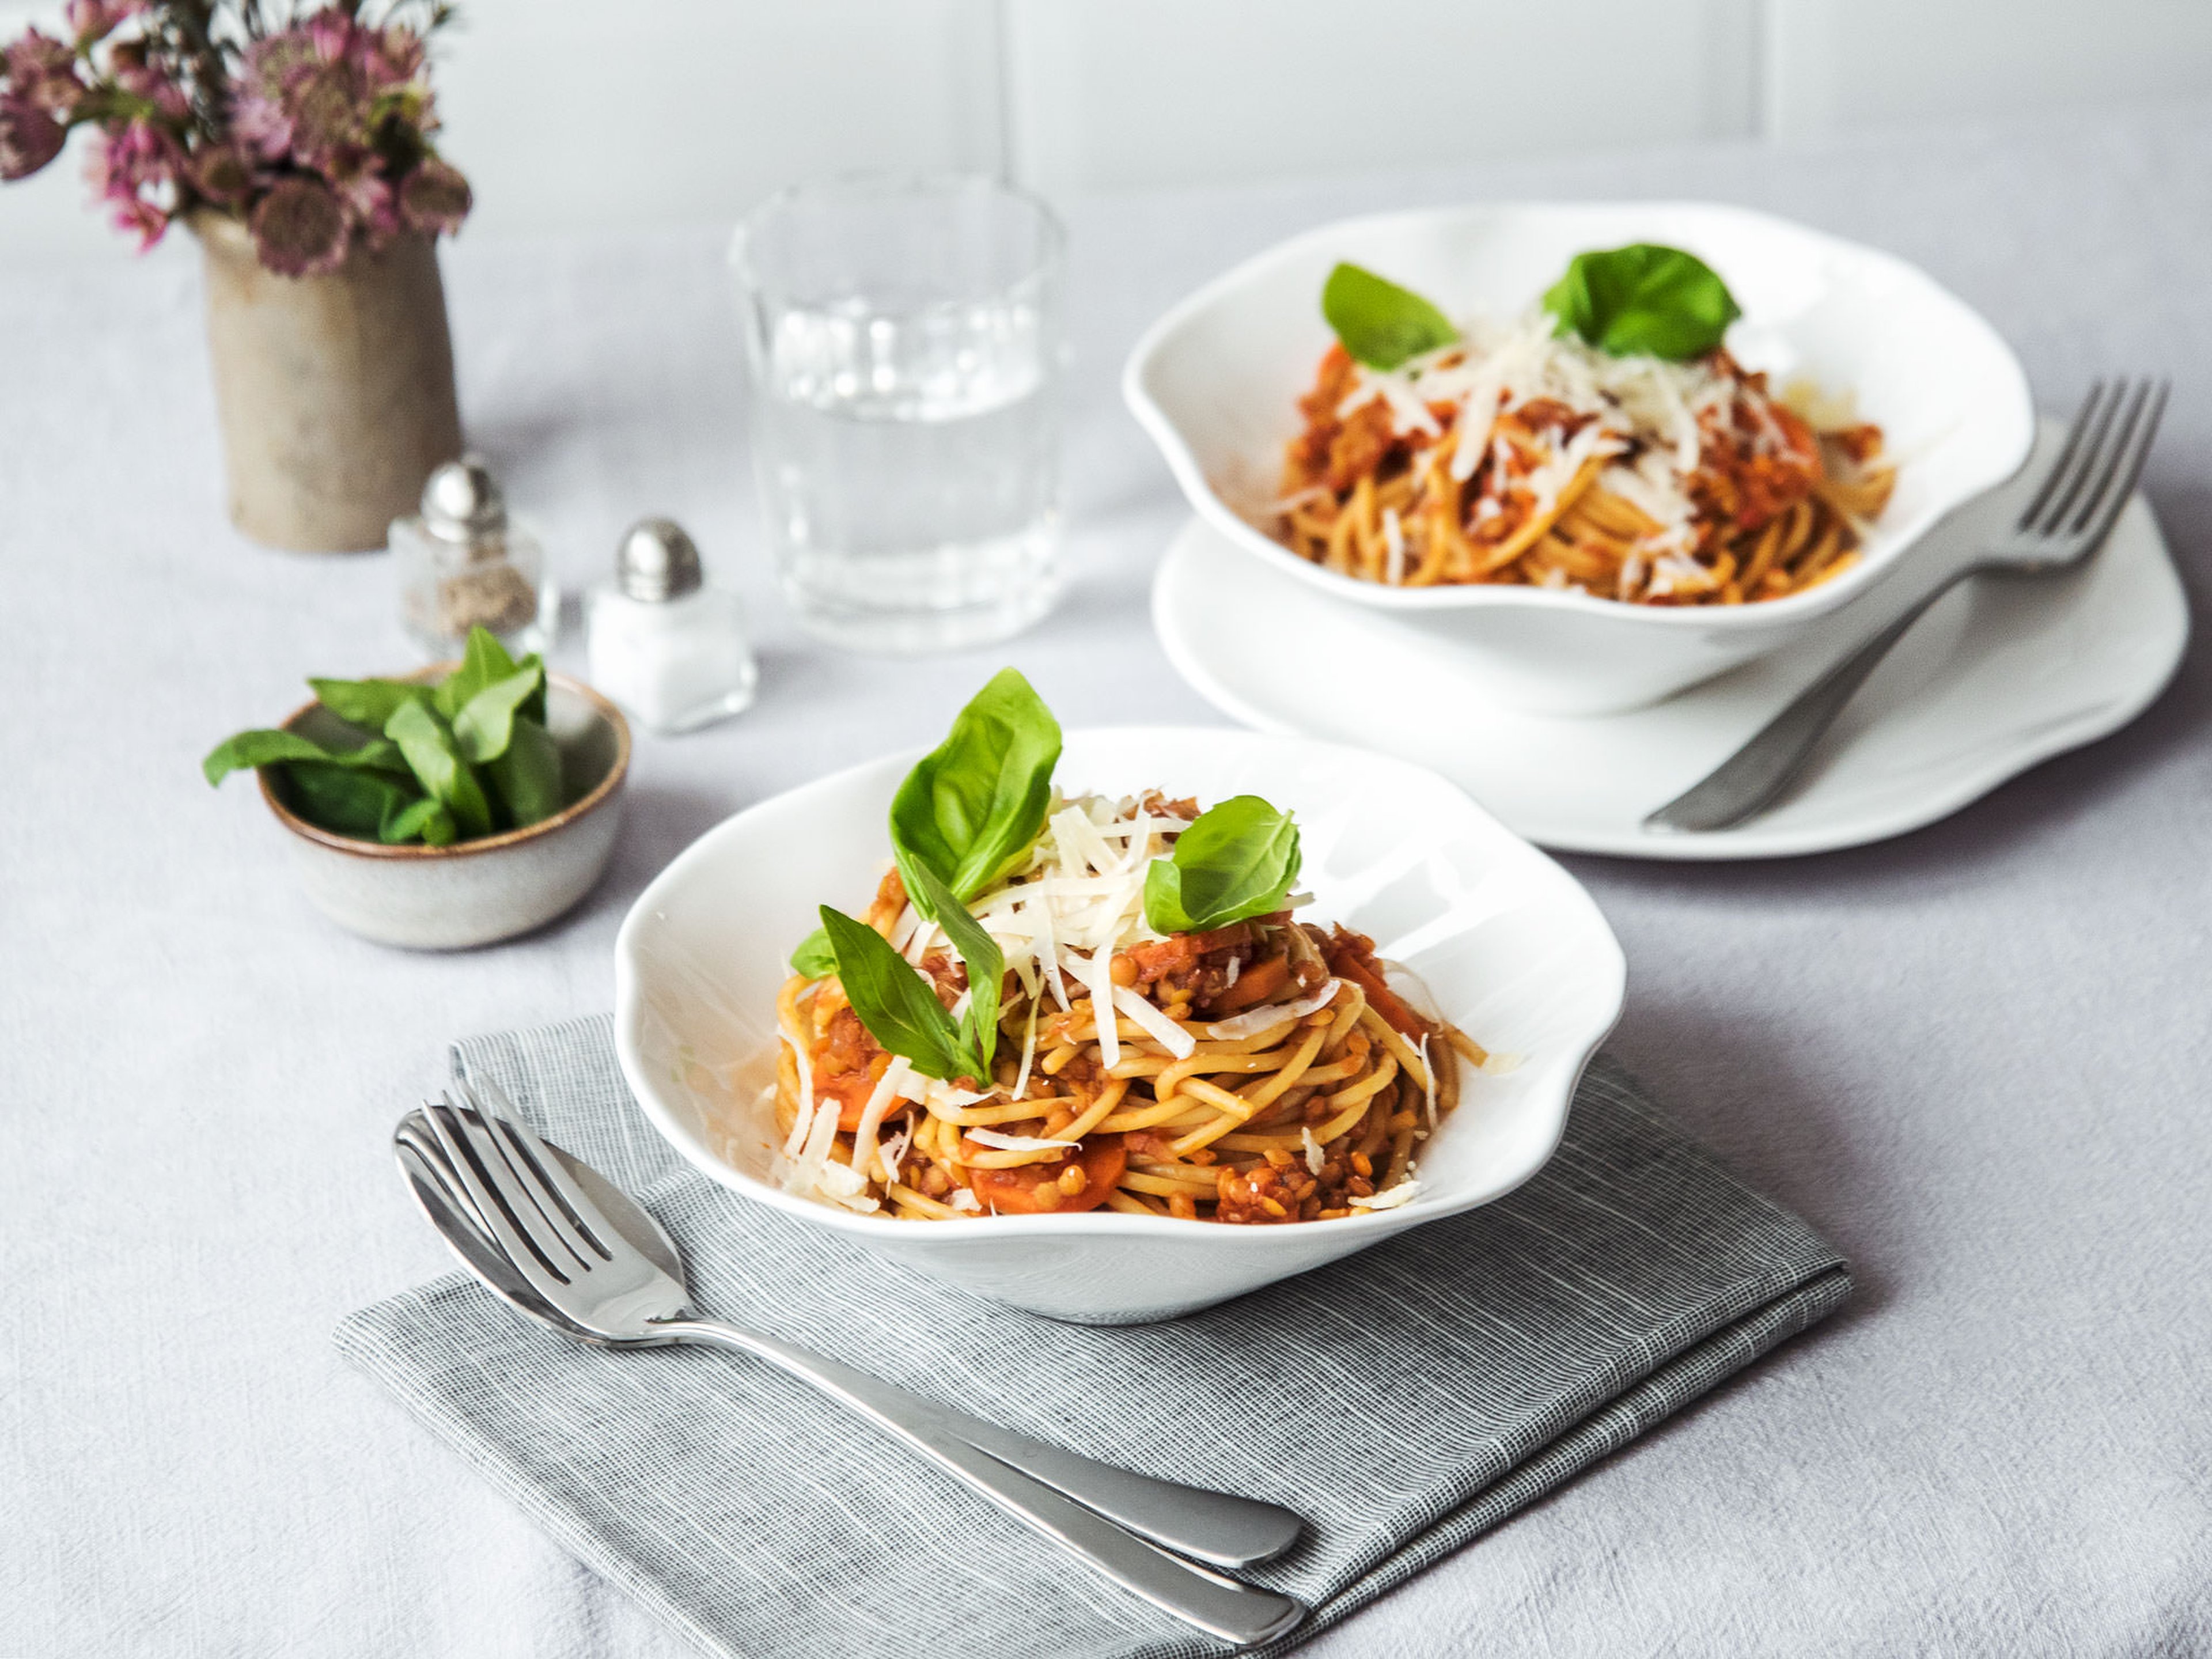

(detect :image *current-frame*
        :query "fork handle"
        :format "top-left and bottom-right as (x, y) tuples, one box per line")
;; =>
(657, 1319), (1304, 1648)
(658, 1317), (1301, 1568)
(1643, 562), (1988, 834)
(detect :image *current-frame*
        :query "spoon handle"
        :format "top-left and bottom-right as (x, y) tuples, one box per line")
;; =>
(657, 1317), (1305, 1646)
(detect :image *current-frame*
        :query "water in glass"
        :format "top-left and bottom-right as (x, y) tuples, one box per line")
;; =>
(736, 175), (1064, 654)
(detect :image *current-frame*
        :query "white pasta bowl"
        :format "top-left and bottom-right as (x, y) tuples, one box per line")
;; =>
(615, 728), (1625, 1324)
(1124, 200), (2035, 714)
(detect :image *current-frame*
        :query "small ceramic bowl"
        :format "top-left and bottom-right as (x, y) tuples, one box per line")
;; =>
(615, 727), (1624, 1324)
(259, 669), (630, 949)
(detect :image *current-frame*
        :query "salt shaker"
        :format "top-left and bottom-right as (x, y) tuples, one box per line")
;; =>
(392, 456), (559, 659)
(587, 518), (758, 734)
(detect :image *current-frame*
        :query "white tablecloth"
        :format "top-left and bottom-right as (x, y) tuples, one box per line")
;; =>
(6, 104), (2210, 1657)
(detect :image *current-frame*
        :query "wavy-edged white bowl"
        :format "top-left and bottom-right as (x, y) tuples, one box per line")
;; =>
(1124, 200), (2035, 715)
(614, 728), (1625, 1324)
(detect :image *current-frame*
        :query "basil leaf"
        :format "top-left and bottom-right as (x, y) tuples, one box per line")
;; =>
(380, 794), (456, 846)
(279, 762), (421, 839)
(904, 858), (1002, 1080)
(202, 729), (410, 786)
(1142, 795), (1302, 935)
(1541, 244), (1741, 361)
(516, 652), (548, 725)
(1321, 262), (1459, 371)
(889, 668), (1061, 903)
(307, 677), (430, 732)
(820, 906), (967, 1082)
(452, 662), (546, 764)
(384, 699), (495, 839)
(435, 626), (521, 720)
(790, 927), (836, 979)
(486, 713), (564, 828)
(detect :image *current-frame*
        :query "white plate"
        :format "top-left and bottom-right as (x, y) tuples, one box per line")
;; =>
(1124, 199), (2035, 713)
(1153, 429), (2186, 861)
(614, 728), (1624, 1323)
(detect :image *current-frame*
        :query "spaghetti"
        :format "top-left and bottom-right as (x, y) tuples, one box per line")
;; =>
(1271, 310), (1897, 605)
(770, 791), (1483, 1224)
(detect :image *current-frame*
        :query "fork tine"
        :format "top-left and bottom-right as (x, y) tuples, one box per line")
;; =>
(2014, 379), (2108, 533)
(2066, 378), (2167, 542)
(438, 1090), (600, 1275)
(2030, 379), (2128, 536)
(418, 1097), (581, 1292)
(452, 1075), (615, 1262)
(396, 1111), (484, 1233)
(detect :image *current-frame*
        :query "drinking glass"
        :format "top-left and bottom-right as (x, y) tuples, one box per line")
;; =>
(732, 173), (1066, 654)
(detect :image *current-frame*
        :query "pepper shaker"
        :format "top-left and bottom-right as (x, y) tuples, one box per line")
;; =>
(587, 517), (758, 734)
(392, 456), (558, 659)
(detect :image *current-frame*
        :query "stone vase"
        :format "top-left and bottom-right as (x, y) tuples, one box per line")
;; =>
(194, 213), (464, 553)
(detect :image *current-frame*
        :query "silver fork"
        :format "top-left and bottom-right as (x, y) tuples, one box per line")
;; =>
(395, 1078), (1306, 1650)
(1645, 377), (2169, 835)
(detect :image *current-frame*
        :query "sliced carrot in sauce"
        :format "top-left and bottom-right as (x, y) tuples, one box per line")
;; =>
(1323, 930), (1426, 1039)
(968, 1135), (1127, 1215)
(1207, 951), (1289, 1013)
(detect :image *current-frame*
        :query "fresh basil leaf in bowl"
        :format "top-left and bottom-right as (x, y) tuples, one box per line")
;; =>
(202, 728), (414, 786)
(789, 927), (837, 978)
(380, 794), (458, 847)
(279, 762), (424, 841)
(434, 626), (522, 721)
(486, 714), (564, 830)
(206, 628), (577, 850)
(1143, 794), (1302, 935)
(453, 661), (547, 764)
(1322, 262), (1460, 371)
(818, 904), (971, 1083)
(903, 857), (1003, 1080)
(889, 666), (1062, 903)
(305, 677), (431, 732)
(791, 666), (1060, 988)
(1542, 243), (1741, 360)
(384, 699), (497, 839)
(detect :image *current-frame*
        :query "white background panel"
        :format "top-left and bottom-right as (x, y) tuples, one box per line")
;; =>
(1764, 0), (2212, 137)
(7, 0), (2212, 259)
(1003, 0), (1761, 195)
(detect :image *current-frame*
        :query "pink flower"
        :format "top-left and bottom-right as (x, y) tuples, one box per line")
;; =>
(107, 37), (190, 123)
(187, 139), (255, 207)
(63, 0), (143, 48)
(86, 115), (180, 247)
(399, 156), (468, 236)
(107, 187), (164, 247)
(3, 28), (86, 120)
(249, 173), (347, 276)
(0, 92), (63, 179)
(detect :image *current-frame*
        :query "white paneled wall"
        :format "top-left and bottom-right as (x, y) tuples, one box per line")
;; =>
(6, 0), (2212, 259)
(1766, 0), (2212, 138)
(1002, 0), (1761, 194)
(435, 0), (1001, 234)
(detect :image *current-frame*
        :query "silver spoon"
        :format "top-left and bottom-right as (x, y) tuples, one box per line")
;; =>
(394, 1080), (1306, 1650)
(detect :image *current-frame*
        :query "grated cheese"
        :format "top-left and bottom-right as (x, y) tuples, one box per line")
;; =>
(1113, 984), (1196, 1059)
(1349, 1179), (1419, 1212)
(965, 1127), (1081, 1152)
(1204, 979), (1338, 1043)
(1361, 306), (1728, 552)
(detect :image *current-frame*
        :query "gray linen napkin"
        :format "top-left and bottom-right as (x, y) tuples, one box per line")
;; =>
(336, 1014), (1850, 1659)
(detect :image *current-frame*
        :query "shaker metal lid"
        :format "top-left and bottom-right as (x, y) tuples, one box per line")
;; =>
(420, 454), (507, 541)
(616, 517), (704, 602)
